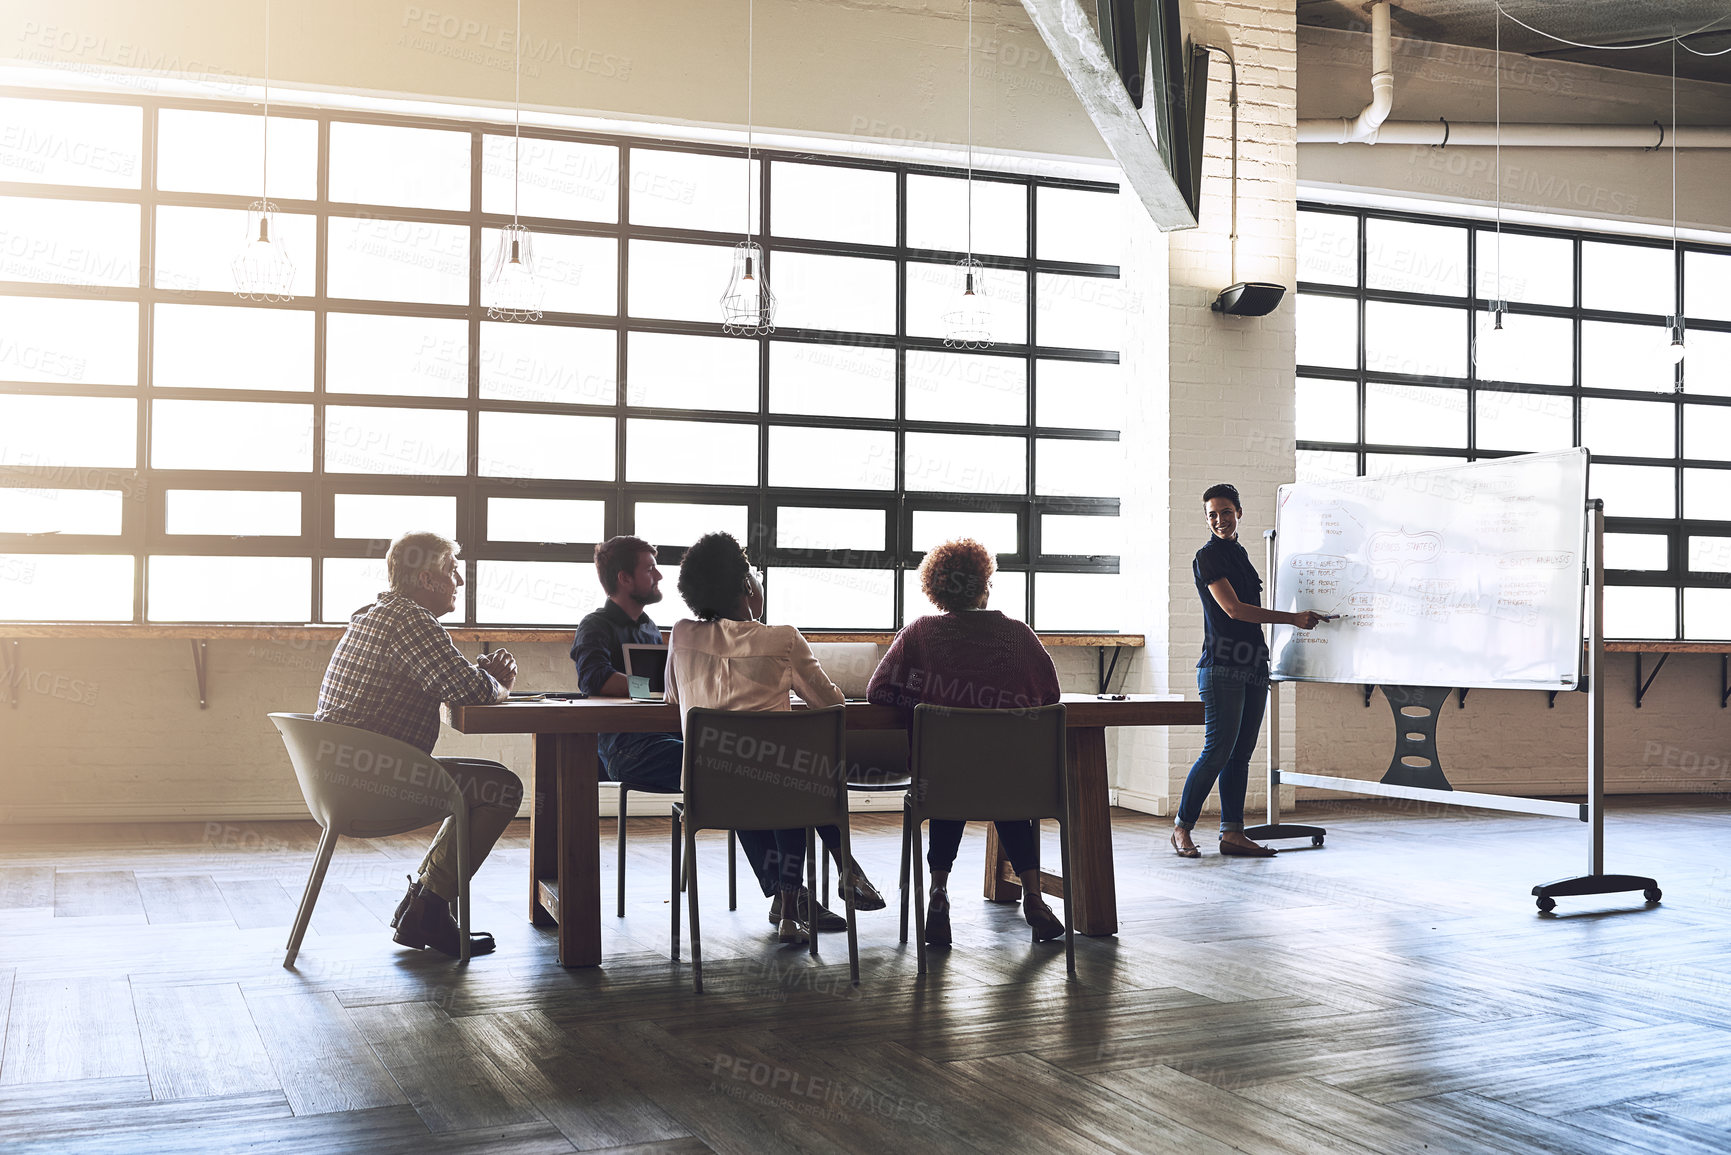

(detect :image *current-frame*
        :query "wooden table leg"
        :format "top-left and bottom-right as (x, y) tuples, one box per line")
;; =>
(530, 734), (558, 927)
(981, 823), (1021, 902)
(1066, 726), (1117, 937)
(555, 733), (602, 967)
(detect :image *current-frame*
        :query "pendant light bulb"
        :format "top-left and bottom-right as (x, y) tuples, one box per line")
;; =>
(1667, 318), (1687, 366)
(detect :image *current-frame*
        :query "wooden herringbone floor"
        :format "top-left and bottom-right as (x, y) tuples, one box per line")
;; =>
(2, 798), (1729, 1153)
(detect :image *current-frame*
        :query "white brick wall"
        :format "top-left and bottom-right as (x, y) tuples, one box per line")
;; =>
(1113, 0), (1299, 820)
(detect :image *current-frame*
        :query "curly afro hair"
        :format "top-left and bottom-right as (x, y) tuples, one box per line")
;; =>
(920, 538), (995, 613)
(677, 531), (752, 621)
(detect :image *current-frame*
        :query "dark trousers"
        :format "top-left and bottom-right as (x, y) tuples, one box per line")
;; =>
(1177, 664), (1268, 833)
(736, 825), (849, 897)
(927, 819), (1039, 876)
(601, 733), (684, 792)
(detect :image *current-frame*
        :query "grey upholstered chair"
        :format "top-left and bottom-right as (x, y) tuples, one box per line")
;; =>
(269, 712), (475, 965)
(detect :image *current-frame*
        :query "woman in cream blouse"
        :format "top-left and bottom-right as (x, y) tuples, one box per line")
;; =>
(664, 531), (885, 944)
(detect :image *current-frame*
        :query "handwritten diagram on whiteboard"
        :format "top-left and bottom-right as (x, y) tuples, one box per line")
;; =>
(1269, 449), (1588, 691)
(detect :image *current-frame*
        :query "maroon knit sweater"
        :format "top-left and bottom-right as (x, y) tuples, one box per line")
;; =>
(866, 610), (1061, 719)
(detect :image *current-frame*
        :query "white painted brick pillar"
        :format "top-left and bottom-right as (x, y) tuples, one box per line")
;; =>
(1116, 0), (1299, 819)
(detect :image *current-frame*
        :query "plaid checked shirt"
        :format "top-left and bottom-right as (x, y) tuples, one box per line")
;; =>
(316, 593), (506, 754)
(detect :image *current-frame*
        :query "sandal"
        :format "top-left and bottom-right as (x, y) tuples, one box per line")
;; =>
(1170, 830), (1201, 859)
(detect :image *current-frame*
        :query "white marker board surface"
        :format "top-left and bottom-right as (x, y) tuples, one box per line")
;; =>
(1269, 449), (1588, 691)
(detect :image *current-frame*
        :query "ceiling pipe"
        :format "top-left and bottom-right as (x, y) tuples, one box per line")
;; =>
(1298, 1), (1731, 149)
(1302, 121), (1731, 148)
(1307, 1), (1394, 144)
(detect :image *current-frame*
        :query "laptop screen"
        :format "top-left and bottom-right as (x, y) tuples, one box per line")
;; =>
(621, 644), (669, 693)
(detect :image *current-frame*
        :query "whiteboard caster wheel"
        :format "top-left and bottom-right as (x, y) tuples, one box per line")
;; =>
(1311, 835), (1325, 847)
(1644, 888), (1662, 903)
(1536, 896), (1556, 913)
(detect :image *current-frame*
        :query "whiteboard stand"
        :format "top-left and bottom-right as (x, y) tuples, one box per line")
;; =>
(1253, 508), (1661, 910)
(1531, 500), (1661, 913)
(1243, 529), (1328, 849)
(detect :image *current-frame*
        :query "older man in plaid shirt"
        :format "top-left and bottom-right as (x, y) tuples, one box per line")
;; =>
(317, 531), (522, 957)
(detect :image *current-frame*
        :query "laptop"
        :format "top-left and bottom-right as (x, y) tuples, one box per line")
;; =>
(621, 643), (669, 700)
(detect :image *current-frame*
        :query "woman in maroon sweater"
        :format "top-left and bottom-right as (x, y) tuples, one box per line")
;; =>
(866, 539), (1065, 946)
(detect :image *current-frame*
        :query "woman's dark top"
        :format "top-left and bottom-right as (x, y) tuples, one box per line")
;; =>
(1194, 535), (1269, 670)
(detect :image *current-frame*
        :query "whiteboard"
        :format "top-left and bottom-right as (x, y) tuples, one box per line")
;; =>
(1269, 449), (1588, 691)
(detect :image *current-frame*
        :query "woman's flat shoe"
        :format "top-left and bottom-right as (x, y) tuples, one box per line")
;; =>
(844, 871), (888, 912)
(1170, 830), (1201, 859)
(1219, 838), (1277, 858)
(1026, 902), (1065, 942)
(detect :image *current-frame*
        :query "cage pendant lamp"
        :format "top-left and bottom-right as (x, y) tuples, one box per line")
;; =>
(944, 0), (992, 349)
(721, 241), (775, 334)
(486, 0), (544, 321)
(720, 0), (774, 335)
(232, 0), (295, 302)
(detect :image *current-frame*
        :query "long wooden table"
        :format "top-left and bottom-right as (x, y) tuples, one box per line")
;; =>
(445, 694), (1202, 967)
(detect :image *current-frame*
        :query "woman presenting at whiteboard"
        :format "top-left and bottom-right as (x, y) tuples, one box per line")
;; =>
(1173, 484), (1326, 859)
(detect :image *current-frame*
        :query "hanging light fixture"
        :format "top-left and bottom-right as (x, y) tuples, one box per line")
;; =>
(1665, 33), (1687, 379)
(232, 0), (295, 301)
(720, 0), (775, 335)
(1475, 6), (1509, 374)
(943, 0), (992, 349)
(486, 0), (543, 321)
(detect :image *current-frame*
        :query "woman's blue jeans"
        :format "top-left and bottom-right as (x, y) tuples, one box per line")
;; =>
(1176, 664), (1268, 833)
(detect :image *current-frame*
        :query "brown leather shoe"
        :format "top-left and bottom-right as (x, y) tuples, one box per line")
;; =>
(389, 876), (422, 929)
(392, 889), (496, 956)
(1218, 837), (1277, 858)
(767, 887), (848, 932)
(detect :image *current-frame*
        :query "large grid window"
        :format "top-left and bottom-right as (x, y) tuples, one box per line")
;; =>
(0, 88), (1124, 629)
(1297, 202), (1731, 641)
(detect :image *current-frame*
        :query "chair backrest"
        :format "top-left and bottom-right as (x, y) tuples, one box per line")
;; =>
(908, 703), (1067, 822)
(269, 713), (465, 838)
(681, 706), (848, 833)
